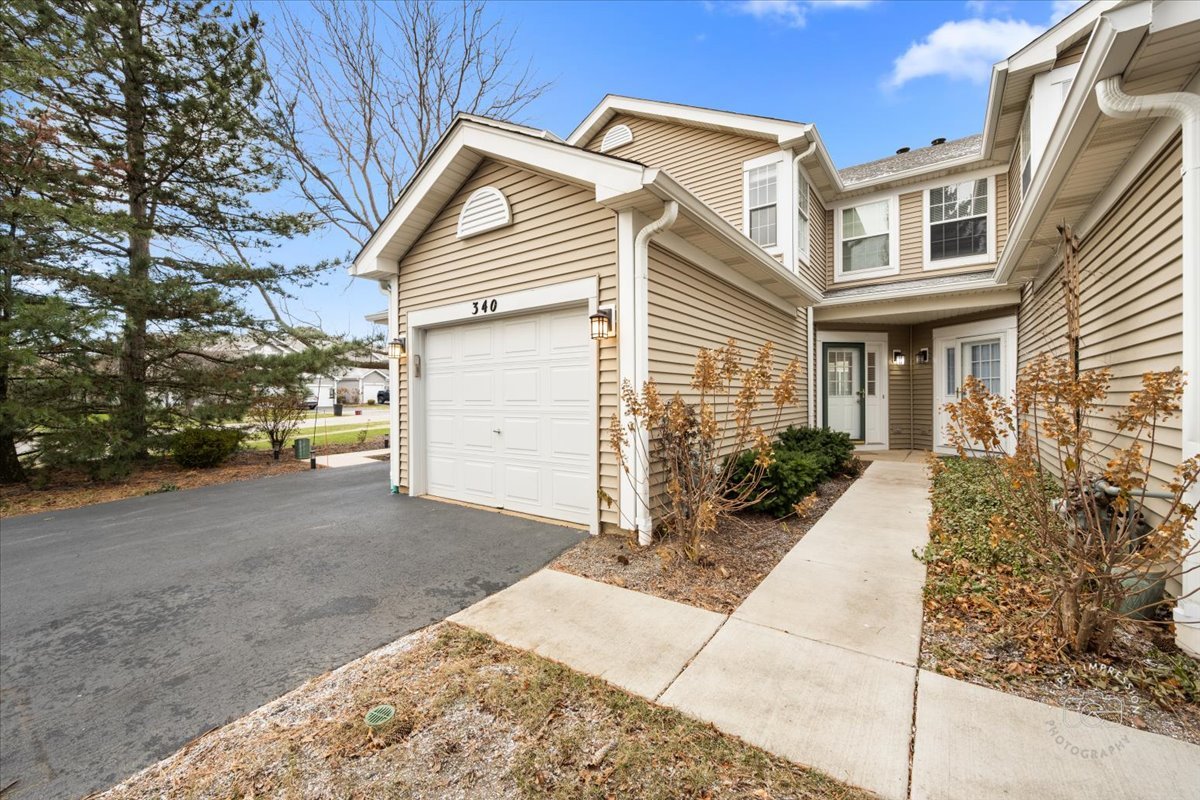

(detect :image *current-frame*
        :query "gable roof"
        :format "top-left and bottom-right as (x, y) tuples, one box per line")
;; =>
(568, 95), (812, 148)
(351, 114), (821, 305)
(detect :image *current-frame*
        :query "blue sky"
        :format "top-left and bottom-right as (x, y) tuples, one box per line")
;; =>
(254, 0), (1081, 338)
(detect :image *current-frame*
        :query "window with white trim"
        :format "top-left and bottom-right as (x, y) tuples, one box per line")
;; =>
(796, 169), (811, 266)
(928, 178), (988, 263)
(746, 164), (778, 248)
(840, 199), (891, 273)
(1019, 102), (1032, 195)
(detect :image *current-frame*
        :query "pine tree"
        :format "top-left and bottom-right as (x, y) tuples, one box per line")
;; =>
(3, 0), (349, 477)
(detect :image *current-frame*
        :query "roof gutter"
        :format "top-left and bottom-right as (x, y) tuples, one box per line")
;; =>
(1096, 75), (1200, 657)
(992, 6), (1149, 286)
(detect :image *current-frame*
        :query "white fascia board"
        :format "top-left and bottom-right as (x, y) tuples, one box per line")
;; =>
(641, 170), (823, 305)
(819, 273), (1000, 306)
(352, 120), (644, 279)
(567, 95), (811, 147)
(1006, 1), (1119, 73)
(814, 288), (1022, 323)
(993, 5), (1150, 286)
(980, 62), (1010, 158)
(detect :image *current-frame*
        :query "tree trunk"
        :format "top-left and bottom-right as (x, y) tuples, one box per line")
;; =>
(116, 0), (150, 461)
(0, 243), (24, 482)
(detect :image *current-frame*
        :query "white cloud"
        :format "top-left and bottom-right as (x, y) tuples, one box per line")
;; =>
(885, 18), (1045, 88)
(720, 0), (876, 29)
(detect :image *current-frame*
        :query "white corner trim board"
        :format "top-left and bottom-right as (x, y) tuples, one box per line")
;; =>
(600, 123), (634, 152)
(456, 186), (512, 239)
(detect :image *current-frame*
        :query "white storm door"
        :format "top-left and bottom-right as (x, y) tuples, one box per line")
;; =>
(423, 307), (593, 524)
(933, 318), (1015, 453)
(824, 344), (863, 440)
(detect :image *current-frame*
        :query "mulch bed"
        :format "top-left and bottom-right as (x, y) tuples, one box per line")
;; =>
(1, 449), (314, 518)
(97, 623), (872, 800)
(2, 437), (394, 519)
(920, 458), (1200, 745)
(921, 571), (1200, 745)
(551, 472), (859, 615)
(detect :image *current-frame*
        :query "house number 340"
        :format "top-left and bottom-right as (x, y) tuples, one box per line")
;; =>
(471, 298), (498, 315)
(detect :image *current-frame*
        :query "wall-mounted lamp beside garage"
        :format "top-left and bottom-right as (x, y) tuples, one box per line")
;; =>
(892, 349), (906, 366)
(589, 307), (614, 340)
(916, 348), (930, 364)
(388, 336), (407, 359)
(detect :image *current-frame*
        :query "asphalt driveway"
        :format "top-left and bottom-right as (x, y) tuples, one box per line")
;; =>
(0, 462), (584, 799)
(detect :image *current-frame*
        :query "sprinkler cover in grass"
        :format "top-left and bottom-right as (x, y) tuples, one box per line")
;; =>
(365, 704), (395, 729)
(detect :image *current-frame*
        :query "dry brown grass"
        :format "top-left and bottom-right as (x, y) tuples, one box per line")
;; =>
(97, 624), (875, 800)
(552, 474), (856, 614)
(1, 449), (317, 518)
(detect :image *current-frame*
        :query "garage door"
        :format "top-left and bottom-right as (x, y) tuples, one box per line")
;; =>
(423, 306), (593, 524)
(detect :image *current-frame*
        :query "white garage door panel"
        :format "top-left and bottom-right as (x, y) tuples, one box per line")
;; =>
(422, 307), (593, 525)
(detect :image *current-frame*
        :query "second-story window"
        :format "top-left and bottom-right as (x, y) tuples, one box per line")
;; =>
(840, 199), (892, 273)
(1019, 101), (1032, 195)
(929, 178), (989, 263)
(796, 169), (811, 265)
(746, 164), (778, 248)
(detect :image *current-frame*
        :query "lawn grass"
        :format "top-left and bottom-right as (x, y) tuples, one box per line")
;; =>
(244, 422), (389, 450)
(100, 624), (872, 800)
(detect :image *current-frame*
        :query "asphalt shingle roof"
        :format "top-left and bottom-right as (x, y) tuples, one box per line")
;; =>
(839, 134), (984, 186)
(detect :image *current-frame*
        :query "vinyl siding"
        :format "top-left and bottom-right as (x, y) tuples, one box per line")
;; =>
(801, 185), (828, 291)
(1017, 135), (1183, 517)
(395, 159), (621, 527)
(585, 114), (779, 230)
(647, 245), (809, 501)
(826, 173), (1010, 287)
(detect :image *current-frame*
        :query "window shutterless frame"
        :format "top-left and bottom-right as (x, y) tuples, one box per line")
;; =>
(833, 195), (899, 283)
(922, 174), (996, 270)
(742, 152), (786, 257)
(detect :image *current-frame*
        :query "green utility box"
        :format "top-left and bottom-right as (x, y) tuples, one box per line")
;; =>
(293, 437), (311, 460)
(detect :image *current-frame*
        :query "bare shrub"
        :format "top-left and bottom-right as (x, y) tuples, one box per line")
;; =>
(942, 226), (1198, 655)
(607, 339), (802, 562)
(248, 390), (307, 461)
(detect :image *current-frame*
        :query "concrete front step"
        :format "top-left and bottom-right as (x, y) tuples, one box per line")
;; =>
(911, 670), (1200, 799)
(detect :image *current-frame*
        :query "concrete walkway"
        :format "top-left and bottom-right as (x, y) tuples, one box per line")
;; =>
(317, 447), (389, 468)
(450, 460), (1200, 799)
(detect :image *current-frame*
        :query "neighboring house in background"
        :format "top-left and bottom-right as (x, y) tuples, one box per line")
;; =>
(351, 1), (1199, 654)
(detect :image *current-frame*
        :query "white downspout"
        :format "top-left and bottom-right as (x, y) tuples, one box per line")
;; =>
(1096, 76), (1200, 657)
(631, 201), (679, 545)
(381, 277), (402, 494)
(792, 140), (818, 427)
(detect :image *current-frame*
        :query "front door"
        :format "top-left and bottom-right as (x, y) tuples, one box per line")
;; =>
(933, 317), (1016, 453)
(823, 343), (864, 440)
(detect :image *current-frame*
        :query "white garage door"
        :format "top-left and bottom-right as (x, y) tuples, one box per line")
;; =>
(423, 306), (593, 524)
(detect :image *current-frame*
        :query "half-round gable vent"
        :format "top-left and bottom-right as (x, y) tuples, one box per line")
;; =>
(456, 186), (511, 239)
(600, 123), (634, 153)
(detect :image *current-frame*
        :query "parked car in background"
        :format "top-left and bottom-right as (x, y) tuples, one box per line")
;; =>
(304, 394), (319, 410)
(376, 389), (389, 404)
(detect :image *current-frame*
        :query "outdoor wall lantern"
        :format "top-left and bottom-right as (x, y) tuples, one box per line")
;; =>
(387, 336), (407, 359)
(916, 348), (930, 364)
(589, 306), (614, 340)
(892, 349), (906, 366)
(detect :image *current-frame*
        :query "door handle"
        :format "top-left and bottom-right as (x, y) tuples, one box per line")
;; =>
(493, 428), (502, 434)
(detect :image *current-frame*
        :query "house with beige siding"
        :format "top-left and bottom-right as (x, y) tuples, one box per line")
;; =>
(351, 0), (1199, 655)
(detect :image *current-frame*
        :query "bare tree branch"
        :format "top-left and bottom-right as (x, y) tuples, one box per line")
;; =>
(260, 0), (549, 247)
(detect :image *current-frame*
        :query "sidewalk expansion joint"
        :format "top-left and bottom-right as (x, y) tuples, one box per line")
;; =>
(654, 613), (731, 703)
